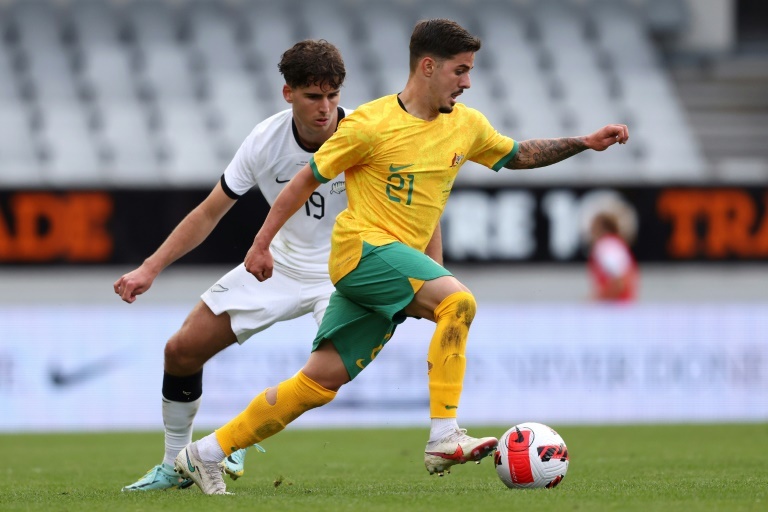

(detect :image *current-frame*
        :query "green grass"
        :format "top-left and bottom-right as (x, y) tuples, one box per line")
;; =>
(1, 424), (766, 512)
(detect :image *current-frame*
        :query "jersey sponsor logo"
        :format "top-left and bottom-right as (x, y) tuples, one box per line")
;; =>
(389, 163), (414, 172)
(450, 152), (465, 167)
(275, 176), (291, 184)
(330, 181), (346, 194)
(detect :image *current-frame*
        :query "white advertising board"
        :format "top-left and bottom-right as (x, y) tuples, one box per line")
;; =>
(1, 303), (766, 431)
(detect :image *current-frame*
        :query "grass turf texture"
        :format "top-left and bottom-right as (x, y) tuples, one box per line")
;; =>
(1, 424), (766, 512)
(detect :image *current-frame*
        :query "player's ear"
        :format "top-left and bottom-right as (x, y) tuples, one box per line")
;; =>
(282, 84), (293, 103)
(421, 57), (435, 77)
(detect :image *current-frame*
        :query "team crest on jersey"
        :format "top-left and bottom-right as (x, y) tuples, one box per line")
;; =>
(450, 152), (465, 167)
(330, 181), (346, 194)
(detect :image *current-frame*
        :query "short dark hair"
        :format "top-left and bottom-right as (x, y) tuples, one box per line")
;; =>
(409, 18), (482, 71)
(278, 39), (346, 90)
(593, 212), (620, 235)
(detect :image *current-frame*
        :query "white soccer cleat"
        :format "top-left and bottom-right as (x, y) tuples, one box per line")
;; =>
(173, 443), (229, 495)
(424, 428), (498, 476)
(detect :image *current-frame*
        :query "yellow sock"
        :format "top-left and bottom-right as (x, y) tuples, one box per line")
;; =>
(427, 291), (476, 418)
(215, 371), (336, 455)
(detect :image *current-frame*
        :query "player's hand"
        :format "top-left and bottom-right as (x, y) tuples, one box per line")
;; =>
(585, 124), (629, 151)
(113, 265), (157, 304)
(244, 244), (274, 282)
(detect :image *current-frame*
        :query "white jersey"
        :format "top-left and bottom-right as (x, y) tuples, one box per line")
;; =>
(221, 107), (350, 280)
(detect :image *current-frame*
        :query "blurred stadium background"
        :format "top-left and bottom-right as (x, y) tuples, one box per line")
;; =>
(0, 0), (766, 432)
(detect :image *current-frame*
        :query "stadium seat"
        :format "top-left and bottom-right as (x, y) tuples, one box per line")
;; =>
(0, 102), (43, 186)
(67, 0), (122, 47)
(0, 0), (708, 187)
(205, 73), (266, 148)
(77, 46), (138, 102)
(187, 0), (243, 74)
(95, 102), (161, 186)
(38, 104), (102, 186)
(0, 51), (21, 104)
(156, 102), (224, 186)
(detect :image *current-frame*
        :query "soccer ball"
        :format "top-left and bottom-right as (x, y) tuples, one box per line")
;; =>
(494, 422), (569, 489)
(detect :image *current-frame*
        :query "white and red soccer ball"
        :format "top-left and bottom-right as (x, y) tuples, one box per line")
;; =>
(494, 422), (569, 489)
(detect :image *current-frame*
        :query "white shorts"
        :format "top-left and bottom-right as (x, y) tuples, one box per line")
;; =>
(200, 263), (334, 344)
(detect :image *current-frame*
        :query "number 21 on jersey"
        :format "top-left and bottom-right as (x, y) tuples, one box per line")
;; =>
(386, 172), (414, 205)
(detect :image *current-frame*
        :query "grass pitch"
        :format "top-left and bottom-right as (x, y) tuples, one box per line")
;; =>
(1, 424), (766, 512)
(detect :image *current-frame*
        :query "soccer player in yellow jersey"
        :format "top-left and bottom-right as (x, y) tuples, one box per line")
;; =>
(176, 18), (629, 494)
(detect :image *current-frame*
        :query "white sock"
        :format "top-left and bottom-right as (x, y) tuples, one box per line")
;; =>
(197, 432), (226, 463)
(428, 417), (459, 443)
(162, 397), (201, 467)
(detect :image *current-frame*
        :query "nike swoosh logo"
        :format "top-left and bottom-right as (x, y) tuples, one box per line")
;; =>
(275, 176), (291, 183)
(185, 450), (196, 473)
(210, 284), (229, 293)
(426, 444), (465, 462)
(445, 405), (458, 410)
(49, 356), (121, 387)
(389, 164), (414, 172)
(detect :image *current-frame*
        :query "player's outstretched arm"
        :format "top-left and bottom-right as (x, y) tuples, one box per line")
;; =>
(113, 182), (237, 303)
(245, 164), (321, 282)
(504, 124), (629, 170)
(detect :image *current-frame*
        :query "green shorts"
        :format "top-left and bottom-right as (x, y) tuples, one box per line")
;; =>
(313, 241), (452, 379)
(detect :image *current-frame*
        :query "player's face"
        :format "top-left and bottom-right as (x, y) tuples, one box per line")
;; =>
(284, 83), (341, 148)
(433, 52), (474, 114)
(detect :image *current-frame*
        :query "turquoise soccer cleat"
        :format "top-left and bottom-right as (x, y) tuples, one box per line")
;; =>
(220, 443), (266, 480)
(121, 463), (193, 491)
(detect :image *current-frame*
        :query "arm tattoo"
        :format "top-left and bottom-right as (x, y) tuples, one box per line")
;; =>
(505, 137), (588, 169)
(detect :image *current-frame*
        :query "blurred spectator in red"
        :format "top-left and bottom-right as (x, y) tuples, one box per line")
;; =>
(588, 212), (639, 302)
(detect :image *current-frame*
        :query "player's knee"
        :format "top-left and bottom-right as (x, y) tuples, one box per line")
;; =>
(302, 370), (348, 392)
(435, 290), (477, 327)
(301, 340), (350, 391)
(164, 335), (199, 373)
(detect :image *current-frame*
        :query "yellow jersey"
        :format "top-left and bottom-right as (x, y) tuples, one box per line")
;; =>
(310, 94), (518, 283)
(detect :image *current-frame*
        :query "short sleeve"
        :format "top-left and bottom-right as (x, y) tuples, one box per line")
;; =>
(311, 114), (374, 181)
(222, 134), (260, 196)
(465, 108), (518, 171)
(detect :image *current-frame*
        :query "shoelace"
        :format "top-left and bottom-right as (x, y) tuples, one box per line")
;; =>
(229, 443), (267, 464)
(445, 428), (471, 442)
(134, 465), (164, 483)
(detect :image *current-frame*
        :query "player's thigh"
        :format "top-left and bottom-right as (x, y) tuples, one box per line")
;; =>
(166, 301), (238, 372)
(336, 242), (451, 323)
(403, 275), (471, 321)
(312, 291), (397, 381)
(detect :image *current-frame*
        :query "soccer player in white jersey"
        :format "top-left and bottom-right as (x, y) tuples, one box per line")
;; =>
(116, 40), (350, 491)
